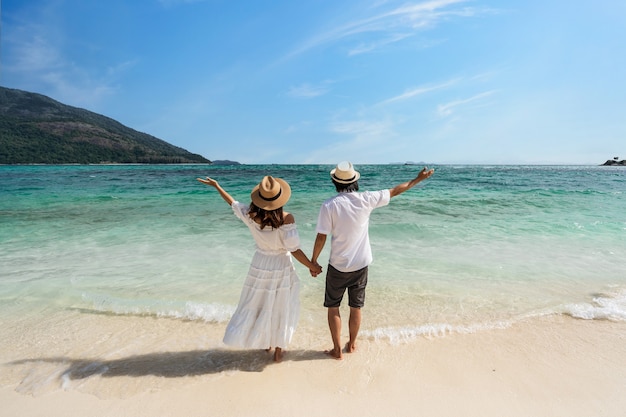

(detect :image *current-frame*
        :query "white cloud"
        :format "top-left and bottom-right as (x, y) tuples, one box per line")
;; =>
(5, 34), (62, 73)
(437, 90), (496, 117)
(3, 10), (133, 109)
(39, 71), (117, 107)
(298, 118), (401, 163)
(378, 78), (459, 105)
(348, 33), (412, 56)
(285, 0), (475, 59)
(284, 120), (312, 134)
(330, 119), (391, 137)
(287, 83), (331, 98)
(106, 60), (140, 77)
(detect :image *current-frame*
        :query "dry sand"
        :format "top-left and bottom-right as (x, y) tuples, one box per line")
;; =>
(2, 314), (625, 417)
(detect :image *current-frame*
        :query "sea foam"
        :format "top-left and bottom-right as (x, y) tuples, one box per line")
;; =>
(81, 292), (235, 323)
(362, 320), (512, 344)
(561, 290), (626, 321)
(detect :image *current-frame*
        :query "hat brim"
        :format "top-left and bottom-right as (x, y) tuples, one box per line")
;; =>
(330, 168), (360, 184)
(250, 177), (291, 210)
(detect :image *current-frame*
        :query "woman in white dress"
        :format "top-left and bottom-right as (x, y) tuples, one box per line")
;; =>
(197, 175), (321, 362)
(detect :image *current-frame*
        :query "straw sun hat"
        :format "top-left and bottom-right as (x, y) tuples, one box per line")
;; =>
(330, 161), (360, 184)
(250, 176), (291, 210)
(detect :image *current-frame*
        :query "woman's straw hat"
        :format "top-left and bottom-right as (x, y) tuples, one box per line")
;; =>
(250, 176), (291, 210)
(330, 161), (360, 184)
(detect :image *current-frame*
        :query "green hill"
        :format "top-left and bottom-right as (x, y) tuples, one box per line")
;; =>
(0, 87), (210, 164)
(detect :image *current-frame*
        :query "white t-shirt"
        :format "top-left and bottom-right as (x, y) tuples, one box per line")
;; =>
(315, 190), (390, 272)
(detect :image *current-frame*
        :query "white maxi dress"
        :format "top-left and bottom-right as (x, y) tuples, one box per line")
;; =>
(223, 201), (301, 349)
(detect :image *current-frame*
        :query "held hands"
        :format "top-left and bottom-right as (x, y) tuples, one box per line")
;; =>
(309, 262), (323, 278)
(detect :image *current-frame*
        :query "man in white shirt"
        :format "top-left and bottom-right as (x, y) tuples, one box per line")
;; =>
(312, 161), (434, 359)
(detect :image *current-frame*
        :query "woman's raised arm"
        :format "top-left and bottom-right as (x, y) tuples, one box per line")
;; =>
(196, 177), (235, 206)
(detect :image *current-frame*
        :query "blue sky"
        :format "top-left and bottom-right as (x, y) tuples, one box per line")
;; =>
(2, 0), (625, 164)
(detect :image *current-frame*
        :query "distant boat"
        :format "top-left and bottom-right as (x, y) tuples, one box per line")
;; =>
(388, 161), (427, 166)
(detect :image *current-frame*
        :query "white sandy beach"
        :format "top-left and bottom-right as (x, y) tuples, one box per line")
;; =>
(2, 313), (625, 417)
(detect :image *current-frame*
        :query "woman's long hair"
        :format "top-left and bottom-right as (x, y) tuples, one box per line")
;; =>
(248, 203), (284, 229)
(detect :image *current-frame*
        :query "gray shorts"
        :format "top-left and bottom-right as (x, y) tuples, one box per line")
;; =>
(324, 264), (368, 308)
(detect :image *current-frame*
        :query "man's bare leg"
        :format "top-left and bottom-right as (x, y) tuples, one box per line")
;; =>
(325, 307), (343, 359)
(346, 307), (361, 353)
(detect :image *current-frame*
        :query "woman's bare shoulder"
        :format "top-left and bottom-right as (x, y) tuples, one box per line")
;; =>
(283, 212), (295, 225)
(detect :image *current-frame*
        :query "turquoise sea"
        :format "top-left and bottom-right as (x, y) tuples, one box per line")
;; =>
(1, 164), (625, 393)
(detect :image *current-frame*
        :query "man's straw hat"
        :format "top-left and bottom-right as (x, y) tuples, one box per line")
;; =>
(330, 161), (360, 184)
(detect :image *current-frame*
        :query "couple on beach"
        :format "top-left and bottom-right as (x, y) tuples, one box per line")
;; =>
(197, 162), (434, 362)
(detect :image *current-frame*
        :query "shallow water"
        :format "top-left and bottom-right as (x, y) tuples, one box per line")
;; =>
(1, 164), (625, 348)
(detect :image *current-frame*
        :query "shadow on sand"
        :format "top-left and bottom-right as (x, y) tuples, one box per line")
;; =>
(9, 348), (329, 380)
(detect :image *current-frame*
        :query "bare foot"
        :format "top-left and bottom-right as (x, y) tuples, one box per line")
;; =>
(273, 347), (283, 363)
(345, 341), (356, 353)
(324, 347), (343, 360)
